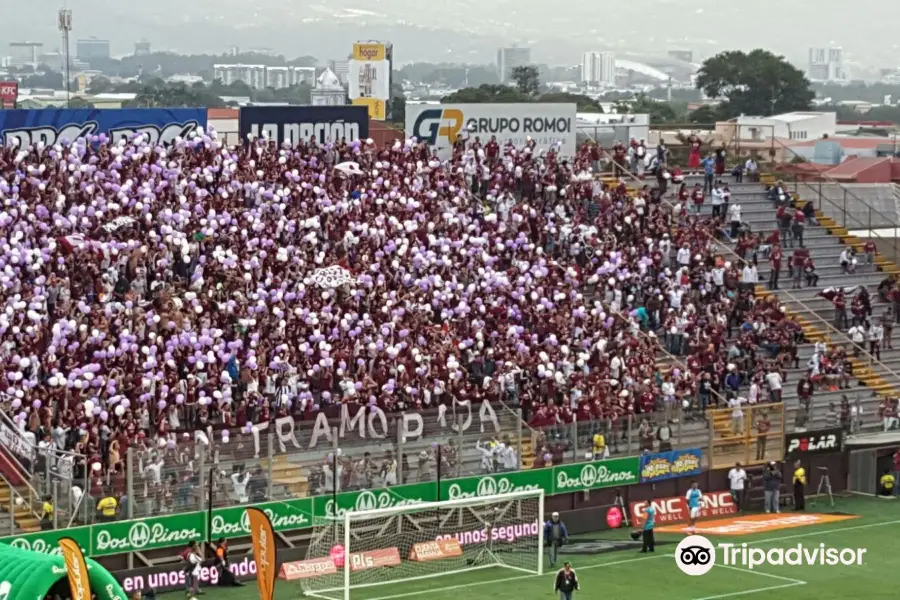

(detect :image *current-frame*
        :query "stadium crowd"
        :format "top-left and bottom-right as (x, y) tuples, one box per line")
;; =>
(0, 129), (811, 514)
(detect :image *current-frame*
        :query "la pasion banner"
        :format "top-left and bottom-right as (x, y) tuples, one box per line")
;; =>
(639, 448), (703, 483)
(239, 106), (368, 146)
(784, 428), (843, 459)
(0, 108), (206, 147)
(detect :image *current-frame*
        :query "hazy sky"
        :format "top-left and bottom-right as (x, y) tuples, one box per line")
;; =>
(2, 0), (899, 68)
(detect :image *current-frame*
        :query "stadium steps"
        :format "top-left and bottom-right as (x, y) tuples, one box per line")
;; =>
(0, 479), (40, 532)
(683, 172), (900, 401)
(265, 455), (309, 497)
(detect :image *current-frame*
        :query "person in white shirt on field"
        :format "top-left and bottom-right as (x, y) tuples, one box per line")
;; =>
(727, 462), (748, 512)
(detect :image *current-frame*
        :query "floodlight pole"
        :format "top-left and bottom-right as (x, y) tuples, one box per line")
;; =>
(58, 6), (73, 107)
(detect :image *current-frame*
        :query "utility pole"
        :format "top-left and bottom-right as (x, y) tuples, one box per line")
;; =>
(58, 5), (73, 107)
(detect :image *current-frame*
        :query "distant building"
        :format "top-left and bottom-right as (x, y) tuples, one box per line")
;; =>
(76, 38), (110, 62)
(9, 42), (43, 69)
(580, 52), (616, 86)
(808, 47), (845, 82)
(134, 39), (151, 56)
(667, 50), (693, 63)
(213, 64), (317, 90)
(496, 47), (531, 84)
(328, 59), (351, 85)
(311, 68), (346, 106)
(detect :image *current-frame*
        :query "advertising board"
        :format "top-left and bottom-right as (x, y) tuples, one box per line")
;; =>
(405, 103), (577, 158)
(639, 448), (703, 483)
(629, 490), (737, 525)
(0, 108), (206, 146)
(0, 453), (655, 557)
(784, 427), (843, 459)
(238, 106), (368, 146)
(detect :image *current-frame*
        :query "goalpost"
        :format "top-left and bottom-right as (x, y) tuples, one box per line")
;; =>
(301, 489), (545, 600)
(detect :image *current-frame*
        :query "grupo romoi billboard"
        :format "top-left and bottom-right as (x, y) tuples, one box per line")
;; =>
(0, 108), (206, 146)
(239, 106), (369, 146)
(405, 103), (577, 158)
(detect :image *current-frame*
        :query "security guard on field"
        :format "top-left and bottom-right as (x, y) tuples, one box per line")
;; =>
(792, 460), (806, 511)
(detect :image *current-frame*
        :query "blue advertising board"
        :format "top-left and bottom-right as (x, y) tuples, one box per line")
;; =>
(0, 108), (207, 147)
(239, 106), (368, 145)
(639, 448), (703, 483)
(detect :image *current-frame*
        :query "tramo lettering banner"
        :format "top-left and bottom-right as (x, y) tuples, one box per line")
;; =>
(405, 103), (577, 158)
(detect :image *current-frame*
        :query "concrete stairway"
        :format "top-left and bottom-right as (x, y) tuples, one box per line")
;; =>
(681, 173), (900, 421)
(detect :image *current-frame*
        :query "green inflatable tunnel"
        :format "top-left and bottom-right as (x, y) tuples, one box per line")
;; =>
(0, 542), (127, 600)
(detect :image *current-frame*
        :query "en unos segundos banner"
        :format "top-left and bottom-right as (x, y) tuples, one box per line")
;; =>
(0, 452), (700, 557)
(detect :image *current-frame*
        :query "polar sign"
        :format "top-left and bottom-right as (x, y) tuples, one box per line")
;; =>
(405, 103), (577, 158)
(0, 108), (206, 147)
(239, 106), (368, 146)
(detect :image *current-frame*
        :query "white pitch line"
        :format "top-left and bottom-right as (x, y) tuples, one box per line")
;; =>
(690, 581), (804, 600)
(728, 517), (900, 546)
(705, 560), (807, 585)
(363, 554), (667, 600)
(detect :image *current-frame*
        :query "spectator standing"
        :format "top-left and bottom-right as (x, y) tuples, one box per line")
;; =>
(763, 462), (782, 514)
(544, 511), (569, 567)
(727, 462), (747, 512)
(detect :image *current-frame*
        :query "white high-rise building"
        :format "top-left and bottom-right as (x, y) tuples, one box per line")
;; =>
(808, 47), (845, 82)
(581, 52), (616, 86)
(496, 47), (532, 84)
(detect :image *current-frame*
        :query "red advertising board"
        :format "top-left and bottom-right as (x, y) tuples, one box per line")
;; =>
(349, 548), (402, 572)
(630, 490), (737, 525)
(278, 557), (337, 581)
(0, 81), (18, 108)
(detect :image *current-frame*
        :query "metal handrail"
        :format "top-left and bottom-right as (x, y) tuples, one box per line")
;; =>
(772, 137), (900, 262)
(0, 468), (39, 536)
(595, 148), (900, 397)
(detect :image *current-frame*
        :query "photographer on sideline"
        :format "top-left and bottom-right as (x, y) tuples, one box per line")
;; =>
(544, 511), (569, 567)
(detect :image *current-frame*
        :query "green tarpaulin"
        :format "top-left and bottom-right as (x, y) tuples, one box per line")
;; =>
(0, 542), (126, 600)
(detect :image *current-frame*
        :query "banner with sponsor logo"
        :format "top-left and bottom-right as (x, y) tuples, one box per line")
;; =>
(247, 508), (277, 600)
(118, 556), (260, 593)
(59, 537), (92, 600)
(639, 448), (703, 483)
(0, 108), (206, 147)
(409, 539), (462, 562)
(405, 103), (577, 158)
(352, 98), (386, 121)
(629, 490), (737, 526)
(352, 43), (387, 62)
(0, 455), (639, 556)
(0, 82), (18, 108)
(784, 427), (843, 459)
(239, 106), (369, 146)
(348, 60), (390, 122)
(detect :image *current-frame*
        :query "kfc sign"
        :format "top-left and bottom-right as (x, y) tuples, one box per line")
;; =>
(784, 428), (842, 459)
(0, 82), (18, 107)
(630, 491), (737, 525)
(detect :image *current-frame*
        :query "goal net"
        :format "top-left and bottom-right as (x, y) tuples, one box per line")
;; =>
(300, 490), (545, 600)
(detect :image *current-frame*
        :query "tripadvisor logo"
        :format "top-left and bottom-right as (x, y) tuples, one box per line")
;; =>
(556, 463), (636, 491)
(95, 521), (201, 552)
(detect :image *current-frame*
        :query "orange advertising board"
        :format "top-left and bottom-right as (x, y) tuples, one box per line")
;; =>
(278, 557), (337, 581)
(349, 547), (402, 571)
(409, 539), (463, 562)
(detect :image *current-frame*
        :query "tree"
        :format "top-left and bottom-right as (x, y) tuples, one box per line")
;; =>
(696, 49), (814, 118)
(538, 92), (603, 113)
(442, 84), (530, 104)
(688, 104), (723, 124)
(615, 94), (681, 124)
(510, 65), (540, 97)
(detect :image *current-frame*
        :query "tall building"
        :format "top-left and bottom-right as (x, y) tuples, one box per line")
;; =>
(581, 52), (616, 86)
(9, 42), (43, 68)
(328, 59), (351, 85)
(808, 47), (845, 81)
(134, 39), (151, 56)
(213, 64), (315, 90)
(76, 38), (110, 62)
(496, 47), (531, 84)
